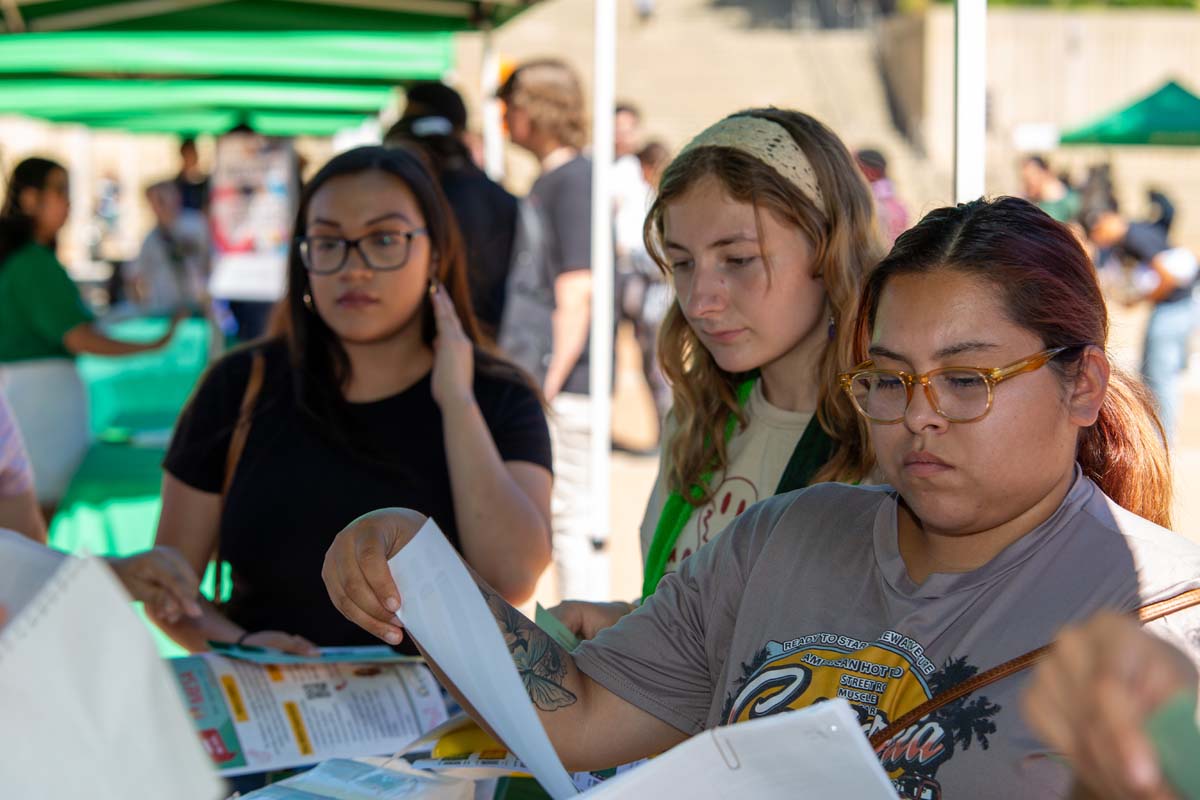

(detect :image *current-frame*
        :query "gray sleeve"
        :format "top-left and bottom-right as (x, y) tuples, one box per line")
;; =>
(573, 497), (785, 734)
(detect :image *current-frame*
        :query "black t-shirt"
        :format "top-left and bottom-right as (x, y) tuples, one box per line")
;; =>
(174, 173), (210, 212)
(529, 155), (593, 396)
(440, 165), (518, 339)
(164, 339), (552, 646)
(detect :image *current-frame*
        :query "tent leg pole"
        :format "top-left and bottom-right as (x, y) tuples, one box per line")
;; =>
(588, 0), (617, 600)
(481, 26), (505, 181)
(954, 0), (987, 203)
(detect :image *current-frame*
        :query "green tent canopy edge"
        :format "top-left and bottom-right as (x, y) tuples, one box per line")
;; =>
(1060, 79), (1200, 147)
(1, 0), (538, 34)
(0, 31), (453, 84)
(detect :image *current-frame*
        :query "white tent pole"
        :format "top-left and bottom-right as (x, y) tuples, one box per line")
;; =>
(589, 0), (616, 569)
(953, 0), (987, 203)
(480, 24), (505, 181)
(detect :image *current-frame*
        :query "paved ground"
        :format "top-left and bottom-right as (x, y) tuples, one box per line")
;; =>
(526, 308), (1200, 612)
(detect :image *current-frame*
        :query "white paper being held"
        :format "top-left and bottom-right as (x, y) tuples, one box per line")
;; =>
(386, 518), (579, 799)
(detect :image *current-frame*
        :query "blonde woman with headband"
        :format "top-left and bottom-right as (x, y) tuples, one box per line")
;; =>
(550, 108), (885, 636)
(324, 108), (884, 639)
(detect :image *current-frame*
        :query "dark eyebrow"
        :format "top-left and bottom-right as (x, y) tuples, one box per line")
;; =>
(867, 344), (908, 363)
(934, 341), (1001, 360)
(663, 233), (758, 251)
(310, 211), (415, 229)
(868, 341), (1002, 364)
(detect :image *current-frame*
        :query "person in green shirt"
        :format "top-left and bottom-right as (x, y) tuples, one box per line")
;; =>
(0, 157), (180, 509)
(1020, 155), (1081, 225)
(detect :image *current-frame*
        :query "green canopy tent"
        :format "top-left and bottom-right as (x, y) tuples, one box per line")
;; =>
(0, 0), (536, 33)
(0, 77), (397, 135)
(0, 31), (453, 84)
(1060, 79), (1200, 147)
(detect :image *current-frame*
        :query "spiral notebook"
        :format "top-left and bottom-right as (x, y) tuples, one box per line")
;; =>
(0, 530), (223, 800)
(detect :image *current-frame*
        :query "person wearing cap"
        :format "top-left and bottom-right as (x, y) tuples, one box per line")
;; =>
(386, 82), (518, 340)
(855, 148), (910, 245)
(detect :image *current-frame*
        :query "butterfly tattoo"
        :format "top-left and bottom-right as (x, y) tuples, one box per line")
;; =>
(487, 591), (578, 711)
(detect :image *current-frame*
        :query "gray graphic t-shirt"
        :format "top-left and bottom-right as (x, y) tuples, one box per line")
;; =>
(574, 472), (1200, 799)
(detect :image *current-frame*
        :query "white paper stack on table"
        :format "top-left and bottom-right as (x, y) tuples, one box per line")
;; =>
(386, 519), (900, 799)
(0, 530), (223, 800)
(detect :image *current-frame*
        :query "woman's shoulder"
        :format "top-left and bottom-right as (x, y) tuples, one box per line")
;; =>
(198, 337), (289, 396)
(766, 481), (893, 530)
(472, 354), (541, 406)
(3, 242), (59, 274)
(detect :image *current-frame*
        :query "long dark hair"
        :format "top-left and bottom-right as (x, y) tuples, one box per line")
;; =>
(854, 196), (1172, 528)
(271, 145), (531, 454)
(0, 157), (64, 268)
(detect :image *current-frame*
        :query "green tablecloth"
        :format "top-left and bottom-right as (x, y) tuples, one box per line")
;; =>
(50, 317), (219, 656)
(80, 316), (212, 436)
(46, 442), (227, 657)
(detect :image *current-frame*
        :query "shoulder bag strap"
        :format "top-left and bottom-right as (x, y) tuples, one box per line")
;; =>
(212, 351), (265, 606)
(868, 587), (1200, 749)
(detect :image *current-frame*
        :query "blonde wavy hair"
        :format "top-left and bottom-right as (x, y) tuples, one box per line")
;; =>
(645, 108), (886, 505)
(497, 59), (588, 150)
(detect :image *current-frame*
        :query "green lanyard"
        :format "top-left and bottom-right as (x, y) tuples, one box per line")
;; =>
(641, 378), (835, 598)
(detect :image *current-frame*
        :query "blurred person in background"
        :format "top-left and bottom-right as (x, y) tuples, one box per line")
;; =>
(497, 58), (603, 600)
(386, 81), (518, 340)
(638, 140), (669, 190)
(1020, 155), (1080, 225)
(1087, 208), (1197, 443)
(174, 137), (210, 213)
(0, 388), (44, 543)
(855, 148), (909, 244)
(613, 104), (672, 426)
(126, 180), (211, 315)
(0, 385), (203, 625)
(0, 158), (180, 514)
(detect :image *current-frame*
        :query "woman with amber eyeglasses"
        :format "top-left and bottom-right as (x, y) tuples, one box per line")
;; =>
(321, 197), (1200, 798)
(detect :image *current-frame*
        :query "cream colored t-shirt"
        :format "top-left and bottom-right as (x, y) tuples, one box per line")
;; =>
(639, 379), (812, 574)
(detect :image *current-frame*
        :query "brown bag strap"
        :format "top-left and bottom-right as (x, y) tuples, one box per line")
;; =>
(868, 587), (1200, 749)
(212, 351), (265, 605)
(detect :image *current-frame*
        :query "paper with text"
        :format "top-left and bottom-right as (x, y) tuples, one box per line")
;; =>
(387, 518), (578, 798)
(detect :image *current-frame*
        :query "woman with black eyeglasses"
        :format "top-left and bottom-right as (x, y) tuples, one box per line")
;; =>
(153, 146), (552, 655)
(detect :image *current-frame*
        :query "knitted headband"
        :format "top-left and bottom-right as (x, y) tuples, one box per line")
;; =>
(677, 115), (825, 208)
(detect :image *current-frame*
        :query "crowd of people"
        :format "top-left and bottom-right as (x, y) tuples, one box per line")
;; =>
(1, 56), (1199, 800)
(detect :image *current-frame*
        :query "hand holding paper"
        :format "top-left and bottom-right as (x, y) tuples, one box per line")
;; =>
(385, 518), (579, 799)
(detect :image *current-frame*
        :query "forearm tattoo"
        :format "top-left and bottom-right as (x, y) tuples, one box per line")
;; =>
(484, 589), (578, 711)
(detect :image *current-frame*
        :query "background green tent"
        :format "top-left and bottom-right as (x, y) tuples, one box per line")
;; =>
(0, 31), (452, 83)
(1060, 79), (1200, 147)
(0, 0), (535, 33)
(0, 31), (455, 136)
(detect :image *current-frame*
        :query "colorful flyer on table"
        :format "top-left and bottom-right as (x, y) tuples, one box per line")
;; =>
(170, 653), (448, 777)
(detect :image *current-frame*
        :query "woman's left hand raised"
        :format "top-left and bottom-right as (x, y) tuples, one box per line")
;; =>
(430, 284), (475, 411)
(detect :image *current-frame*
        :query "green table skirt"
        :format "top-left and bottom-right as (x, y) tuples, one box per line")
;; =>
(80, 316), (212, 436)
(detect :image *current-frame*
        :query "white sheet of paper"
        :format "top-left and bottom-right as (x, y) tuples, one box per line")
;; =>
(0, 530), (223, 800)
(579, 699), (897, 799)
(387, 519), (578, 799)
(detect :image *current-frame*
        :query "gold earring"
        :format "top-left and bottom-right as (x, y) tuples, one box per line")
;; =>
(302, 292), (315, 311)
